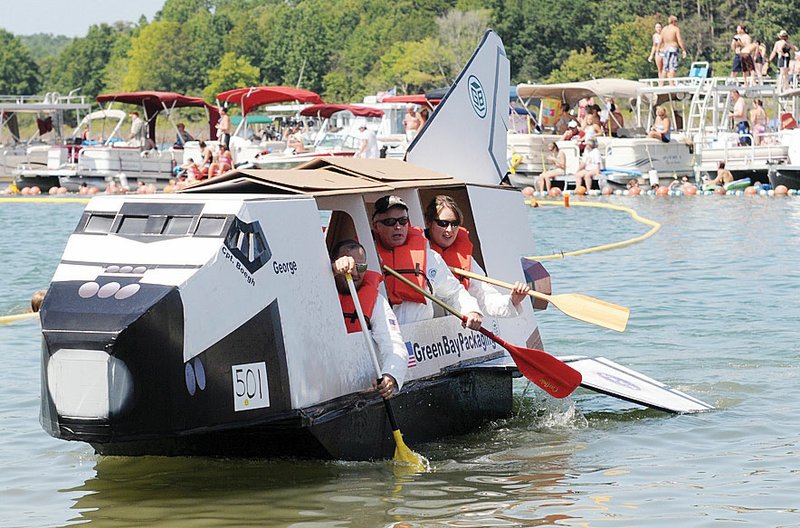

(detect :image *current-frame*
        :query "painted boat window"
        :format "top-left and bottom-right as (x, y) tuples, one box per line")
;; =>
(195, 216), (227, 237)
(164, 216), (194, 235)
(84, 213), (115, 234)
(117, 215), (166, 235)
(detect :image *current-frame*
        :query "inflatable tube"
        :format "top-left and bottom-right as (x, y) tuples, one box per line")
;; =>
(724, 178), (751, 191)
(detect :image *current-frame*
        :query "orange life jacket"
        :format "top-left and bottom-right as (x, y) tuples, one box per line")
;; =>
(339, 271), (383, 333)
(376, 226), (428, 305)
(429, 226), (472, 288)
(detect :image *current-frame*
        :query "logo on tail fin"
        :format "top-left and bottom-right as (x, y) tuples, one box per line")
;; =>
(468, 75), (487, 118)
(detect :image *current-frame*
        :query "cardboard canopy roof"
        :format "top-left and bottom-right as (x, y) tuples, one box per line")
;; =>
(181, 158), (460, 196)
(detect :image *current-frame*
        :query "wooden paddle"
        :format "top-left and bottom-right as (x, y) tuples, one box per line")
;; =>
(345, 274), (427, 472)
(382, 265), (581, 399)
(450, 267), (630, 332)
(0, 312), (39, 325)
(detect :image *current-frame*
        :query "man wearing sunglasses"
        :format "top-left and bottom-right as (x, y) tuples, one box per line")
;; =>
(371, 195), (483, 330)
(424, 195), (531, 318)
(331, 239), (407, 399)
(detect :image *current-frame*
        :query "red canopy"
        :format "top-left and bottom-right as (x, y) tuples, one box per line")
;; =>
(216, 86), (323, 115)
(299, 104), (384, 119)
(381, 94), (440, 105)
(96, 91), (220, 140)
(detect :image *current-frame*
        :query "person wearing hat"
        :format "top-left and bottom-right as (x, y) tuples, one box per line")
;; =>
(357, 123), (379, 159)
(371, 195), (483, 329)
(730, 88), (750, 145)
(329, 239), (407, 399)
(769, 30), (798, 91)
(561, 119), (584, 142)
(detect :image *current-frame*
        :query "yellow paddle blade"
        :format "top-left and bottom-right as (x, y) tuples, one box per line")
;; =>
(547, 293), (629, 332)
(0, 312), (39, 325)
(392, 430), (429, 473)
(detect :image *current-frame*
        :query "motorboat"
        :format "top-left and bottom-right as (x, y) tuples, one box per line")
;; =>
(52, 91), (219, 191)
(209, 86), (323, 166)
(38, 31), (710, 460)
(507, 79), (693, 189)
(2, 91), (92, 190)
(676, 78), (794, 181)
(251, 103), (384, 169)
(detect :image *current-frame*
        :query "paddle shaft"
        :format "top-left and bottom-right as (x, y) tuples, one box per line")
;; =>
(449, 266), (629, 332)
(345, 274), (400, 431)
(382, 265), (581, 398)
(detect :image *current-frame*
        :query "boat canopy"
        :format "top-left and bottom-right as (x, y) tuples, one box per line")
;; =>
(216, 86), (323, 115)
(299, 104), (384, 119)
(381, 94), (441, 106)
(95, 91), (220, 140)
(516, 79), (652, 107)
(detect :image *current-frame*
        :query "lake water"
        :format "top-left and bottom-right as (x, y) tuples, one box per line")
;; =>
(1, 195), (799, 527)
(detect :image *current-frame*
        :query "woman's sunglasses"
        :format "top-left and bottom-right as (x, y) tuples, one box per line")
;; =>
(376, 216), (409, 227)
(434, 219), (460, 228)
(354, 263), (368, 273)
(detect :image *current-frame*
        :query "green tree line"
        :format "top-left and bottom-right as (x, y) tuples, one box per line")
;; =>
(3, 0), (800, 103)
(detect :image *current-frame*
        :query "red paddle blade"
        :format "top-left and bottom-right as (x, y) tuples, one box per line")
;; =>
(476, 327), (582, 398)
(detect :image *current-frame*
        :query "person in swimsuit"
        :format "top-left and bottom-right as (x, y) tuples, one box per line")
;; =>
(648, 22), (665, 85)
(648, 107), (671, 142)
(537, 142), (566, 192)
(749, 99), (768, 145)
(660, 15), (687, 84)
(753, 40), (767, 84)
(769, 30), (798, 91)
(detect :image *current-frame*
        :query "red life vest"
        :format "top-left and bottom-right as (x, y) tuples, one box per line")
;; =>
(429, 226), (472, 288)
(376, 226), (428, 305)
(338, 271), (383, 333)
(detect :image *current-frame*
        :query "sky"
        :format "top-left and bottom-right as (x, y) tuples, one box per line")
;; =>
(0, 0), (166, 37)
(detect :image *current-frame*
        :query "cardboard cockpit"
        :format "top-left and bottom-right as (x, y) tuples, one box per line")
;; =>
(181, 158), (492, 273)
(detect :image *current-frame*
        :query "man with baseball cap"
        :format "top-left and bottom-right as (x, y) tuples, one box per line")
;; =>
(365, 195), (483, 328)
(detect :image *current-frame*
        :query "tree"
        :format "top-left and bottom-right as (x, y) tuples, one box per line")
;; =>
(436, 9), (492, 80)
(605, 16), (658, 80)
(47, 24), (122, 98)
(123, 21), (185, 92)
(204, 52), (261, 101)
(0, 29), (40, 94)
(546, 47), (609, 83)
(372, 38), (449, 94)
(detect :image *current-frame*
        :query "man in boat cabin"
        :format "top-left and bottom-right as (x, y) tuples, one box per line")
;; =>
(423, 195), (531, 317)
(371, 195), (483, 330)
(331, 239), (407, 399)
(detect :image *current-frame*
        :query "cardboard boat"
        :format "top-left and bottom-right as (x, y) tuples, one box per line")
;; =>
(38, 31), (711, 459)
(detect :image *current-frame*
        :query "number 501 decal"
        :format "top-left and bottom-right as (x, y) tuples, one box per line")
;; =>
(232, 362), (270, 411)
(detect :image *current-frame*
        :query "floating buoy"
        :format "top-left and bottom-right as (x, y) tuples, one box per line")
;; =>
(521, 186), (534, 198)
(774, 185), (789, 196)
(548, 187), (562, 197)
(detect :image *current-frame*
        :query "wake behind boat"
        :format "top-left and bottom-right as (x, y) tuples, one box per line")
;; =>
(38, 31), (711, 460)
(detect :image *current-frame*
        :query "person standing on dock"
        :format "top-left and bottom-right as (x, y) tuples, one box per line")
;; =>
(660, 15), (688, 85)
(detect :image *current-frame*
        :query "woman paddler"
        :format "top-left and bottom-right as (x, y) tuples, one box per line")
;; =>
(423, 195), (531, 317)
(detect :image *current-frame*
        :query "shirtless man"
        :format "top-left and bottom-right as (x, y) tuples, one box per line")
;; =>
(731, 24), (755, 86)
(660, 15), (688, 84)
(403, 107), (421, 140)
